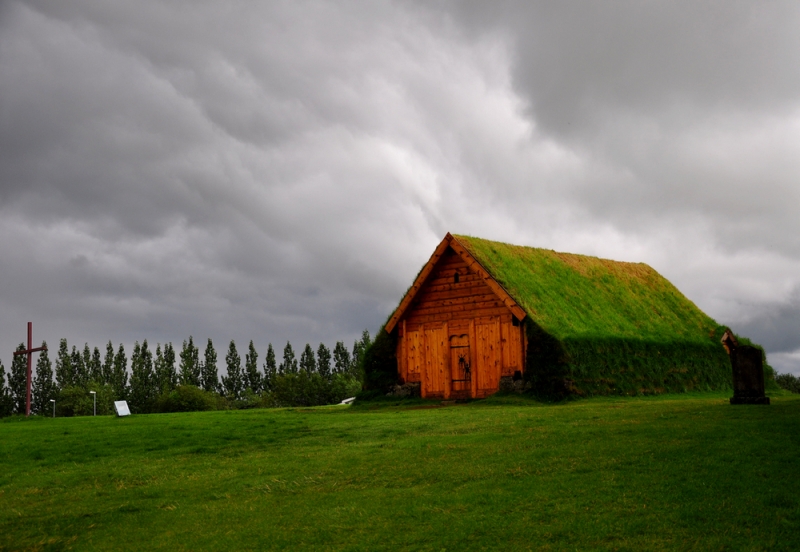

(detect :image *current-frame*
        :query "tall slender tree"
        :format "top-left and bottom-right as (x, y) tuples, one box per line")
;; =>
(102, 341), (115, 385)
(222, 340), (243, 399)
(317, 343), (332, 379)
(263, 343), (277, 391)
(9, 344), (27, 414)
(82, 344), (92, 380)
(152, 343), (177, 396)
(179, 337), (201, 387)
(350, 330), (372, 380)
(129, 340), (155, 413)
(142, 341), (155, 404)
(244, 340), (261, 393)
(89, 346), (102, 383)
(163, 342), (178, 391)
(32, 342), (56, 415)
(300, 344), (316, 374)
(333, 341), (350, 375)
(128, 342), (142, 408)
(111, 343), (128, 400)
(55, 338), (73, 390)
(280, 342), (297, 374)
(154, 344), (166, 396)
(71, 345), (87, 389)
(201, 339), (218, 393)
(0, 360), (13, 417)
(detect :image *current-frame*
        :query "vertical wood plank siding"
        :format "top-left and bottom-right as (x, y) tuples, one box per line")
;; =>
(397, 247), (525, 398)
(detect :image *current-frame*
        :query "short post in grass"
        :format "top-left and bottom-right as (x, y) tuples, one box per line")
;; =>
(50, 399), (55, 418)
(723, 328), (770, 405)
(90, 391), (97, 416)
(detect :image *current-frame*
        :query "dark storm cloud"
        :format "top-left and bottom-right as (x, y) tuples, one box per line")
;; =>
(1, 1), (799, 374)
(0, 0), (491, 361)
(450, 1), (800, 130)
(445, 1), (800, 256)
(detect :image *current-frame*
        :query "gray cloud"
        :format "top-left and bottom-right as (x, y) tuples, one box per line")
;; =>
(1, 1), (799, 376)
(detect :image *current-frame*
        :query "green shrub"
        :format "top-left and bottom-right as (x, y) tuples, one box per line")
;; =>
(54, 386), (88, 417)
(154, 385), (217, 413)
(776, 373), (800, 394)
(226, 388), (261, 410)
(53, 384), (115, 417)
(354, 389), (383, 401)
(266, 372), (360, 407)
(361, 328), (397, 391)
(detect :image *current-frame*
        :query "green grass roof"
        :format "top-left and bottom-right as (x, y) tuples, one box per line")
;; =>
(454, 235), (720, 344)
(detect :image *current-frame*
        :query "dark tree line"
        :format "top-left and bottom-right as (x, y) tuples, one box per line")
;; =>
(0, 331), (372, 417)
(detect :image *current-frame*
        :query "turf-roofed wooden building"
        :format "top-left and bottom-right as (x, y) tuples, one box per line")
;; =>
(380, 233), (731, 399)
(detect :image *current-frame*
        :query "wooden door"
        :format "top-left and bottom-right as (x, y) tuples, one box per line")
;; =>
(449, 334), (471, 399)
(475, 319), (501, 396)
(422, 325), (447, 398)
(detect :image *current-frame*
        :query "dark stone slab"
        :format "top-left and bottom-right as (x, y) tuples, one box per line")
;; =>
(730, 345), (770, 405)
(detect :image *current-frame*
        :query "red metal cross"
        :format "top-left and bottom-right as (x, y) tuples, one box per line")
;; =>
(13, 322), (47, 417)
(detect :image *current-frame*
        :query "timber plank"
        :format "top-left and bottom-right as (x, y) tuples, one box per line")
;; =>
(437, 256), (468, 268)
(501, 320), (512, 376)
(418, 281), (489, 295)
(407, 329), (420, 383)
(399, 320), (407, 382)
(412, 293), (500, 310)
(415, 287), (496, 302)
(424, 275), (481, 287)
(422, 325), (447, 397)
(427, 267), (480, 278)
(443, 322), (451, 400)
(470, 319), (478, 398)
(405, 306), (515, 328)
(407, 300), (507, 318)
(447, 320), (470, 334)
(475, 319), (501, 391)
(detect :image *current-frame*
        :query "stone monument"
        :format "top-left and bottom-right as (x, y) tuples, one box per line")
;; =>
(722, 328), (770, 405)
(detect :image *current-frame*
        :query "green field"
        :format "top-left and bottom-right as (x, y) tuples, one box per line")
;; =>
(2, 393), (799, 551)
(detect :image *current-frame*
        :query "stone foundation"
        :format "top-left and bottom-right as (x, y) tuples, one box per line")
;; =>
(499, 376), (529, 394)
(387, 381), (421, 398)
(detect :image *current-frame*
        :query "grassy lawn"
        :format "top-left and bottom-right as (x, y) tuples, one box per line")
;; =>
(1, 392), (799, 551)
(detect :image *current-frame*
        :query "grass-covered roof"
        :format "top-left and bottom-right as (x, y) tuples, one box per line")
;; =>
(453, 235), (720, 344)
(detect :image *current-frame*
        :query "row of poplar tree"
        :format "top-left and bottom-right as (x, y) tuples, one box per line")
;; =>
(0, 331), (372, 416)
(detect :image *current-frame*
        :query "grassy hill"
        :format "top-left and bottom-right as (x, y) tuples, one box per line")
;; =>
(2, 394), (799, 550)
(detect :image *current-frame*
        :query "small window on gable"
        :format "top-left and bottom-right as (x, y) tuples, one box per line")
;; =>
(512, 316), (520, 327)
(454, 272), (460, 283)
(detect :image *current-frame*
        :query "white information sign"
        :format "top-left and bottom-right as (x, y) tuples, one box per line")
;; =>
(114, 400), (131, 417)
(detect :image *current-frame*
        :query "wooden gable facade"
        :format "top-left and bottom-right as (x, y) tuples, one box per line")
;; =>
(385, 234), (527, 399)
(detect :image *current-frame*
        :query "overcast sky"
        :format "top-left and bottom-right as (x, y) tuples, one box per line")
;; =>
(2, 1), (799, 376)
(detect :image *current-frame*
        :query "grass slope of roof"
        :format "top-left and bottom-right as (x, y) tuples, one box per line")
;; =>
(454, 235), (719, 344)
(455, 235), (736, 397)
